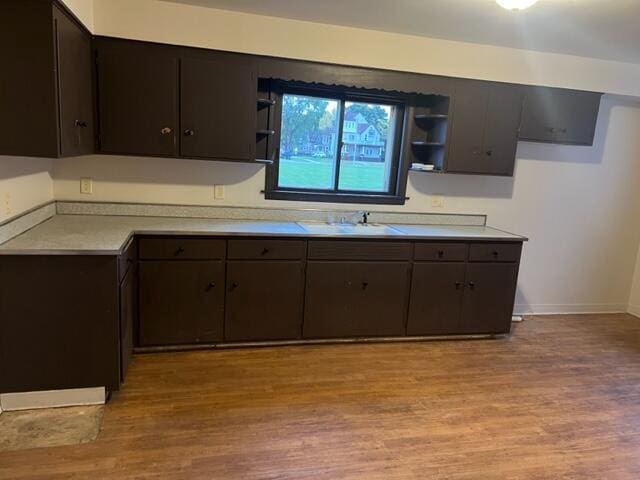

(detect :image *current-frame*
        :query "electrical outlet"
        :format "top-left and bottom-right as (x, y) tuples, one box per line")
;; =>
(431, 195), (445, 208)
(213, 185), (225, 200)
(80, 178), (93, 195)
(4, 193), (12, 216)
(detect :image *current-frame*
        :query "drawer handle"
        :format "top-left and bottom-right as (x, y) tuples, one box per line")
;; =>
(468, 281), (476, 290)
(362, 281), (369, 290)
(161, 127), (172, 135)
(454, 281), (462, 290)
(184, 129), (195, 136)
(261, 248), (270, 256)
(437, 250), (445, 258)
(175, 246), (185, 256)
(75, 120), (87, 128)
(230, 282), (239, 292)
(206, 282), (216, 291)
(492, 251), (499, 257)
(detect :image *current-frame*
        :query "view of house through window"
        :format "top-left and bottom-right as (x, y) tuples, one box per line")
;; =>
(278, 93), (398, 194)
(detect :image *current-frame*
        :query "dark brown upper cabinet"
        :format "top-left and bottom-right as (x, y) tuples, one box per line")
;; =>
(447, 80), (524, 176)
(96, 38), (179, 157)
(180, 56), (257, 161)
(519, 87), (602, 146)
(0, 0), (94, 158)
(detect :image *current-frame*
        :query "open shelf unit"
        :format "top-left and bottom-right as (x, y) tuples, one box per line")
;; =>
(256, 79), (277, 161)
(405, 94), (450, 173)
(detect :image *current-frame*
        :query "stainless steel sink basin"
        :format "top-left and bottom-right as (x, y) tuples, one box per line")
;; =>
(297, 222), (401, 236)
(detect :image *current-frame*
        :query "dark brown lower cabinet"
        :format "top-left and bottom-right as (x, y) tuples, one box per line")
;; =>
(139, 261), (225, 346)
(119, 264), (136, 381)
(407, 263), (466, 335)
(304, 261), (410, 338)
(225, 261), (304, 341)
(0, 256), (121, 394)
(459, 263), (519, 334)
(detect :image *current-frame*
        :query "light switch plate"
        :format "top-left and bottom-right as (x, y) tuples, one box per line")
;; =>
(213, 185), (225, 200)
(80, 178), (93, 195)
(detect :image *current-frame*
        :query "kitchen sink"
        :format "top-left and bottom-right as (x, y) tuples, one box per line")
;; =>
(297, 222), (402, 236)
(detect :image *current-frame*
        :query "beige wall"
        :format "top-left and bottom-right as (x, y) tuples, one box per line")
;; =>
(92, 0), (640, 96)
(53, 96), (640, 314)
(0, 157), (53, 223)
(60, 0), (94, 31)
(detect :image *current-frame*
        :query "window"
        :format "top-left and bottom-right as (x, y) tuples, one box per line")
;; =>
(266, 87), (406, 205)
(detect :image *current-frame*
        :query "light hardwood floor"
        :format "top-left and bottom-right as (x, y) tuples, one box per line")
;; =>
(1, 314), (640, 479)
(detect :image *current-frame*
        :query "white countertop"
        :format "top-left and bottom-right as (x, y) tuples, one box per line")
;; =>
(0, 215), (527, 255)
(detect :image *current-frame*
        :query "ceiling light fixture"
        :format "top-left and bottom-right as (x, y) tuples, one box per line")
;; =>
(496, 0), (539, 10)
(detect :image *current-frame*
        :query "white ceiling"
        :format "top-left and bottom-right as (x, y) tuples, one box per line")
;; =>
(163, 0), (640, 64)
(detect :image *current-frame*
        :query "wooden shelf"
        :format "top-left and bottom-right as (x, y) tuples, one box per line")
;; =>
(256, 129), (276, 136)
(257, 98), (276, 109)
(414, 113), (448, 120)
(409, 167), (443, 173)
(411, 141), (445, 147)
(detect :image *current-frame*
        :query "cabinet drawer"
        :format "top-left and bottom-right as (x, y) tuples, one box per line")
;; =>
(118, 237), (137, 281)
(469, 243), (522, 262)
(139, 237), (226, 260)
(308, 241), (411, 261)
(227, 239), (305, 260)
(414, 243), (468, 262)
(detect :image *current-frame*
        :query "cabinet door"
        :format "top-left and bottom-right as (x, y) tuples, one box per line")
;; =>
(480, 83), (524, 176)
(459, 263), (519, 334)
(97, 39), (178, 156)
(446, 80), (489, 174)
(139, 261), (224, 346)
(119, 264), (136, 381)
(54, 5), (94, 157)
(304, 262), (410, 338)
(407, 263), (466, 335)
(519, 87), (601, 146)
(181, 56), (257, 160)
(225, 261), (304, 341)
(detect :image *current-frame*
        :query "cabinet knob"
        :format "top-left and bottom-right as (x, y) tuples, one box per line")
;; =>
(161, 127), (172, 135)
(437, 250), (445, 258)
(546, 127), (556, 133)
(485, 149), (493, 157)
(175, 246), (185, 255)
(454, 281), (462, 290)
(492, 251), (499, 257)
(559, 128), (568, 134)
(468, 281), (476, 289)
(362, 281), (369, 290)
(261, 247), (270, 256)
(75, 120), (87, 128)
(207, 282), (216, 290)
(184, 129), (195, 136)
(230, 282), (239, 292)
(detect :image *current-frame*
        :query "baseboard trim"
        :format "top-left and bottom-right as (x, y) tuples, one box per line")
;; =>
(628, 304), (640, 318)
(0, 387), (105, 412)
(514, 303), (628, 315)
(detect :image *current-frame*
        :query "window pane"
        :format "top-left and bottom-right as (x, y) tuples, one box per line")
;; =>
(338, 102), (395, 192)
(278, 94), (340, 190)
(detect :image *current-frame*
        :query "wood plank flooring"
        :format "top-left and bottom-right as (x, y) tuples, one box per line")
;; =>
(1, 314), (640, 479)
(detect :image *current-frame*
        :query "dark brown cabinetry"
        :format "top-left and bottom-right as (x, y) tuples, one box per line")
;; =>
(0, 256), (121, 393)
(95, 39), (257, 161)
(304, 261), (410, 338)
(181, 56), (257, 160)
(408, 241), (522, 336)
(139, 261), (225, 346)
(96, 39), (179, 157)
(448, 80), (524, 176)
(459, 263), (519, 334)
(407, 263), (466, 335)
(519, 87), (602, 146)
(0, 0), (94, 158)
(225, 261), (304, 341)
(119, 261), (136, 381)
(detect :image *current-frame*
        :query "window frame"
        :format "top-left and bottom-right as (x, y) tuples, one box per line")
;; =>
(264, 83), (408, 205)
